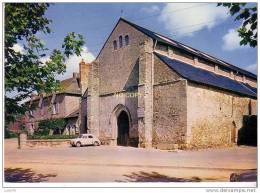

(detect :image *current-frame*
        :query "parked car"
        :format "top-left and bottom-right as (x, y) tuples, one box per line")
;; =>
(70, 134), (101, 147)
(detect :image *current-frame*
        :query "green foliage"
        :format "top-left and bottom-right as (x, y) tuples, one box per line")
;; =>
(35, 118), (67, 135)
(27, 135), (78, 140)
(4, 128), (17, 139)
(5, 3), (85, 124)
(63, 32), (85, 57)
(218, 3), (257, 47)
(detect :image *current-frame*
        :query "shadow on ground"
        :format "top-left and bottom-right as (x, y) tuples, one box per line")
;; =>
(116, 171), (204, 182)
(4, 168), (57, 182)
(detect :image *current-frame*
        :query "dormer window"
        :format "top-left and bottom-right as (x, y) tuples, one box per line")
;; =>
(125, 35), (129, 46)
(119, 36), (123, 48)
(113, 40), (117, 50)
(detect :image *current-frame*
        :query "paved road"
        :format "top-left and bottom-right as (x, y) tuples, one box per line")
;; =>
(4, 139), (257, 182)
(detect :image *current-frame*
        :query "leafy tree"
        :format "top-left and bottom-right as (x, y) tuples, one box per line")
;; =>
(5, 3), (85, 124)
(218, 3), (257, 47)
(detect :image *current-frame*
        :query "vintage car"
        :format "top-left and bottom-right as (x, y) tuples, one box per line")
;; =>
(70, 134), (101, 147)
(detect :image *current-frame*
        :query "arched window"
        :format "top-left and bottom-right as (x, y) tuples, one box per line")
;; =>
(125, 35), (129, 46)
(119, 36), (123, 48)
(113, 40), (117, 50)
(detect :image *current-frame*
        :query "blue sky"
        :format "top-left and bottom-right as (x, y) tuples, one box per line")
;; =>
(25, 2), (257, 79)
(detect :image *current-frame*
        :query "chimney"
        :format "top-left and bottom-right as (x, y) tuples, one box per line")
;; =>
(79, 59), (90, 95)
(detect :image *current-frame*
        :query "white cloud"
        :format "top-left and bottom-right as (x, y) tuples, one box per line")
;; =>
(12, 43), (24, 54)
(56, 46), (95, 80)
(141, 5), (160, 14)
(39, 55), (50, 66)
(245, 63), (257, 74)
(159, 3), (229, 37)
(222, 29), (249, 51)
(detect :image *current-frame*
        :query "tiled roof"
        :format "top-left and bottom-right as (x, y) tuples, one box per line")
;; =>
(155, 52), (257, 98)
(59, 77), (81, 95)
(29, 75), (81, 102)
(120, 18), (257, 80)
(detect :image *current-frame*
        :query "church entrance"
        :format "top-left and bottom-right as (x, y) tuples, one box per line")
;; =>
(117, 111), (129, 146)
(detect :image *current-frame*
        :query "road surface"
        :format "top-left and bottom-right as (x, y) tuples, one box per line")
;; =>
(4, 139), (257, 183)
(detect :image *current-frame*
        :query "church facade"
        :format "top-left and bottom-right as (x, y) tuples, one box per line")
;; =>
(79, 18), (257, 149)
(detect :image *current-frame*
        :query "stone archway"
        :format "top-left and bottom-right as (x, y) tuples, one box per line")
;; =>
(110, 104), (132, 146)
(117, 111), (129, 146)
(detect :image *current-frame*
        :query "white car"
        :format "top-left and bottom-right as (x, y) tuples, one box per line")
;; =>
(70, 134), (101, 147)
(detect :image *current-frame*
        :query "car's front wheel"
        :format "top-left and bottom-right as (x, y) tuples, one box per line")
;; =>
(76, 142), (81, 147)
(93, 141), (99, 146)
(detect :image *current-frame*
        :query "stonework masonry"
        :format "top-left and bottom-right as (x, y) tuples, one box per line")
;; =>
(81, 19), (257, 150)
(186, 82), (257, 148)
(152, 55), (187, 149)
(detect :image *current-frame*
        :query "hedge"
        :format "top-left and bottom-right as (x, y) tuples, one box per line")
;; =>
(35, 118), (67, 136)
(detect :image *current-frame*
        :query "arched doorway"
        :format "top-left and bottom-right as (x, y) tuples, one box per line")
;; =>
(117, 111), (129, 146)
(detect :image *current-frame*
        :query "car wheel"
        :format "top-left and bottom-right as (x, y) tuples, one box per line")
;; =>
(76, 142), (81, 147)
(93, 141), (99, 146)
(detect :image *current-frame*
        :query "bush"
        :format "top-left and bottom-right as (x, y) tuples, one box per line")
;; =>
(35, 118), (67, 136)
(28, 135), (78, 140)
(5, 128), (17, 139)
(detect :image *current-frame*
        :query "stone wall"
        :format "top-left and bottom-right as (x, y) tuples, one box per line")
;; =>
(153, 55), (183, 84)
(80, 96), (88, 134)
(87, 61), (100, 137)
(152, 55), (187, 149)
(153, 81), (187, 150)
(187, 82), (257, 148)
(26, 94), (69, 132)
(87, 19), (150, 145)
(64, 95), (80, 116)
(97, 20), (149, 95)
(98, 91), (139, 145)
(26, 139), (70, 148)
(29, 94), (66, 122)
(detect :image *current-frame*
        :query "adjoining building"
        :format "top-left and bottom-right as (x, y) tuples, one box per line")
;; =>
(80, 18), (257, 149)
(24, 73), (81, 135)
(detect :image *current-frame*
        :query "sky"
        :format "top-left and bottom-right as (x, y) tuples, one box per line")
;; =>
(13, 2), (258, 80)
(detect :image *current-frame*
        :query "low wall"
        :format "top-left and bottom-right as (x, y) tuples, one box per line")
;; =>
(26, 139), (71, 148)
(99, 137), (139, 147)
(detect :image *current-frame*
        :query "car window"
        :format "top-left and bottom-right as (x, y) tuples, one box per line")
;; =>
(88, 135), (93, 138)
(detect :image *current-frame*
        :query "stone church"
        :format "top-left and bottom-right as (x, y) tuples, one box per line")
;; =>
(79, 18), (257, 149)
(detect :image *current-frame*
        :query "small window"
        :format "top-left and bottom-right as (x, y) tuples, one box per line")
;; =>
(125, 35), (129, 45)
(113, 40), (117, 50)
(119, 36), (123, 48)
(88, 135), (93, 138)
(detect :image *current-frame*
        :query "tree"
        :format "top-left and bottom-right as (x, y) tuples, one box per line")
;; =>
(218, 3), (257, 47)
(36, 118), (67, 136)
(5, 3), (85, 124)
